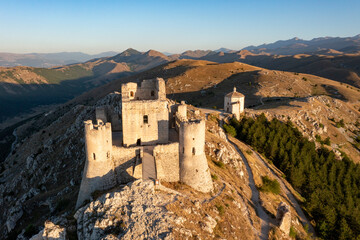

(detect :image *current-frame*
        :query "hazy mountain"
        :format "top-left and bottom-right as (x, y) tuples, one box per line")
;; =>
(2, 34), (360, 128)
(0, 51), (118, 67)
(179, 50), (216, 59)
(243, 34), (360, 55)
(214, 47), (235, 53)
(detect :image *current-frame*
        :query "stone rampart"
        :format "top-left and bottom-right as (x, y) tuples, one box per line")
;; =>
(153, 143), (180, 182)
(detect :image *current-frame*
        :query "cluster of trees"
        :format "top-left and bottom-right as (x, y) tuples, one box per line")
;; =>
(227, 114), (360, 240)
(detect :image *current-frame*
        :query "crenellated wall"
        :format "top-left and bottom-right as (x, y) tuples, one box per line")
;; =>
(121, 78), (166, 102)
(121, 78), (169, 147)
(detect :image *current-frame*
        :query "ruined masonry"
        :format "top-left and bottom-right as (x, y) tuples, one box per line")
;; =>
(76, 78), (213, 208)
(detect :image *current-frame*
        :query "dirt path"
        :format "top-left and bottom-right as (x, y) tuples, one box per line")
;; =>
(228, 138), (270, 240)
(251, 150), (316, 236)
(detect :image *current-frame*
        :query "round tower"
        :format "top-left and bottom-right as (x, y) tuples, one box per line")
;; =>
(179, 119), (213, 193)
(76, 120), (116, 208)
(177, 101), (187, 119)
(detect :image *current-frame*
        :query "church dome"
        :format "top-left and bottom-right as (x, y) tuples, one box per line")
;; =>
(225, 87), (244, 98)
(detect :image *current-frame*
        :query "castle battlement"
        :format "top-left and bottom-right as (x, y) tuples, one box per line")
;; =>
(121, 78), (166, 102)
(84, 120), (111, 132)
(77, 78), (213, 208)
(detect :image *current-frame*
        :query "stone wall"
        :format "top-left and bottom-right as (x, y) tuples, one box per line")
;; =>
(76, 120), (116, 208)
(121, 78), (166, 102)
(122, 100), (169, 146)
(224, 95), (244, 120)
(153, 143), (180, 182)
(179, 119), (213, 193)
(112, 145), (142, 184)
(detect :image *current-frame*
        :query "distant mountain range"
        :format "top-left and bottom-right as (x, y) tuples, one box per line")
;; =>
(243, 34), (360, 55)
(0, 51), (119, 67)
(1, 34), (360, 125)
(1, 34), (359, 68)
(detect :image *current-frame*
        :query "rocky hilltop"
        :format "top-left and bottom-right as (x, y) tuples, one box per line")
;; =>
(0, 88), (314, 239)
(0, 59), (359, 239)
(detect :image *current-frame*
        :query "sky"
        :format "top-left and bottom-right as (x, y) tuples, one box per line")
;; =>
(0, 0), (359, 54)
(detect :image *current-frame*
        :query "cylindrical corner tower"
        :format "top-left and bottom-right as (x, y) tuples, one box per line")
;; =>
(76, 121), (116, 208)
(179, 119), (213, 193)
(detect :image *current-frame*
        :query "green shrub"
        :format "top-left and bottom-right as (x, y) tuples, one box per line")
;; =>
(223, 123), (236, 137)
(323, 137), (331, 146)
(289, 226), (297, 238)
(259, 176), (281, 194)
(246, 150), (253, 155)
(215, 204), (225, 216)
(213, 160), (225, 169)
(211, 174), (218, 180)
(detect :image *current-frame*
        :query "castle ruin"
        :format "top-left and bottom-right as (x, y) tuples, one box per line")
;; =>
(76, 78), (213, 208)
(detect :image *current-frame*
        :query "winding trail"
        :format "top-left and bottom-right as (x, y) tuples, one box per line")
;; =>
(251, 149), (316, 236)
(228, 138), (270, 240)
(229, 136), (316, 237)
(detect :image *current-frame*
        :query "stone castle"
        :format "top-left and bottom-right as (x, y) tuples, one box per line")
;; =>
(76, 78), (214, 208)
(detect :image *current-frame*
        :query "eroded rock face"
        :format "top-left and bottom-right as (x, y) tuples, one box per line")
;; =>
(30, 221), (67, 240)
(74, 180), (176, 240)
(276, 202), (291, 235)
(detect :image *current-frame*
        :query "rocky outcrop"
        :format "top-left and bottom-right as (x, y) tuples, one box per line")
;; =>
(74, 180), (177, 240)
(30, 221), (67, 240)
(276, 202), (291, 235)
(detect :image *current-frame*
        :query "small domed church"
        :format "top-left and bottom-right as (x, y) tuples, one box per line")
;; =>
(224, 87), (245, 120)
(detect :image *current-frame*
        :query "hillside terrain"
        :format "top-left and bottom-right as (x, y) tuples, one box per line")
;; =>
(200, 51), (360, 88)
(0, 58), (359, 239)
(73, 59), (360, 163)
(0, 91), (312, 239)
(2, 35), (360, 127)
(0, 49), (170, 125)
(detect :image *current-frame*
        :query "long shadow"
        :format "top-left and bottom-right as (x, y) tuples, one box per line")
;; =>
(202, 53), (360, 88)
(252, 96), (308, 110)
(0, 70), (133, 121)
(167, 70), (263, 109)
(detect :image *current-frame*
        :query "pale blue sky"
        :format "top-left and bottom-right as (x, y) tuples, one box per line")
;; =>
(0, 0), (359, 54)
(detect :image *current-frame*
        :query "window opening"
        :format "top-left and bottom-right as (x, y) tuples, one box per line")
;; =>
(143, 115), (148, 124)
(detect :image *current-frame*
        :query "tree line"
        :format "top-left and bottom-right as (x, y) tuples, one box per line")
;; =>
(225, 114), (360, 240)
